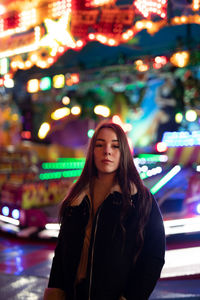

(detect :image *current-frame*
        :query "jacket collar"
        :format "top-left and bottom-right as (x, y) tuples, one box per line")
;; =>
(72, 183), (137, 206)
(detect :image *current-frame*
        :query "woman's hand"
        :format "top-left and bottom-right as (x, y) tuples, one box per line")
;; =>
(43, 288), (66, 300)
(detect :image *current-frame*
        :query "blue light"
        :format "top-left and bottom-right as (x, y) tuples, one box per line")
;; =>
(196, 203), (200, 215)
(2, 206), (9, 216)
(12, 209), (20, 220)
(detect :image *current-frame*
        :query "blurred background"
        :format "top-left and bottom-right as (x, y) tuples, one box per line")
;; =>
(0, 0), (200, 299)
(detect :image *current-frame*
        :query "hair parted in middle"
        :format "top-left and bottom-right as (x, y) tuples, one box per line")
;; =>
(60, 121), (152, 260)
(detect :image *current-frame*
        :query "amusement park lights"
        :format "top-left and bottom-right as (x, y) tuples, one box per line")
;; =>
(53, 74), (65, 88)
(51, 107), (71, 120)
(71, 106), (81, 115)
(40, 11), (76, 50)
(112, 115), (132, 133)
(185, 109), (197, 122)
(192, 0), (200, 11)
(38, 122), (51, 139)
(162, 131), (200, 147)
(170, 51), (190, 68)
(134, 0), (167, 18)
(27, 79), (40, 93)
(94, 105), (110, 117)
(62, 96), (70, 105)
(175, 112), (183, 123)
(150, 165), (182, 195)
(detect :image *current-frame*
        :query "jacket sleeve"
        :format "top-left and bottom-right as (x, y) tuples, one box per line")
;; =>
(125, 196), (166, 300)
(47, 222), (66, 290)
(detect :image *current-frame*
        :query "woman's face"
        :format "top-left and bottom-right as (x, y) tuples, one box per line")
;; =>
(94, 128), (121, 177)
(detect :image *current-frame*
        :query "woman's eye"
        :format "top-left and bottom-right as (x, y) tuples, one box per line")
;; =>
(95, 144), (103, 147)
(113, 145), (119, 148)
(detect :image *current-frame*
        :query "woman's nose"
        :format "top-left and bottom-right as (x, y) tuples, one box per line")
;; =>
(104, 145), (111, 155)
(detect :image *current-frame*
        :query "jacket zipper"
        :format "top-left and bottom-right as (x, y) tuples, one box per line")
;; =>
(73, 196), (91, 299)
(88, 206), (102, 300)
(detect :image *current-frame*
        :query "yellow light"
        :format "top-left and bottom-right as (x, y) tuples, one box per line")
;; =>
(62, 96), (70, 105)
(29, 53), (38, 62)
(108, 39), (116, 46)
(58, 46), (65, 53)
(146, 21), (153, 29)
(25, 60), (33, 68)
(175, 112), (183, 123)
(71, 106), (81, 115)
(96, 34), (107, 43)
(122, 33), (129, 40)
(0, 26), (41, 58)
(135, 59), (143, 66)
(174, 17), (179, 23)
(12, 114), (19, 121)
(40, 12), (76, 50)
(89, 33), (95, 40)
(138, 64), (149, 72)
(0, 5), (5, 15)
(27, 79), (40, 93)
(51, 107), (70, 120)
(180, 16), (187, 23)
(94, 105), (110, 117)
(127, 30), (134, 36)
(48, 57), (54, 64)
(193, 0), (199, 10)
(170, 51), (189, 68)
(4, 78), (14, 88)
(38, 122), (50, 139)
(53, 74), (65, 88)
(76, 40), (83, 47)
(135, 21), (144, 29)
(185, 110), (197, 122)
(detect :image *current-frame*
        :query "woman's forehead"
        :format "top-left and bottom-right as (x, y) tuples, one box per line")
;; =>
(96, 127), (118, 139)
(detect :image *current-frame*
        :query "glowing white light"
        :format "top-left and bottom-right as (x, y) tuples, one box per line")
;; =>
(185, 109), (197, 122)
(45, 223), (60, 230)
(164, 216), (200, 236)
(94, 105), (110, 117)
(0, 215), (20, 226)
(161, 246), (200, 278)
(71, 106), (81, 115)
(196, 203), (200, 214)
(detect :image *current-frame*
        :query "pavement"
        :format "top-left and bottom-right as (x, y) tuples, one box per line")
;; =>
(0, 232), (200, 300)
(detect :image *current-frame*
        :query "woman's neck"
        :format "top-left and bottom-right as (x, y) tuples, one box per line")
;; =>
(92, 173), (116, 213)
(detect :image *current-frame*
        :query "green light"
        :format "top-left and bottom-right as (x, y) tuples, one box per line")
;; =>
(39, 169), (82, 180)
(87, 129), (94, 138)
(63, 170), (82, 178)
(57, 158), (85, 162)
(40, 76), (51, 91)
(42, 160), (85, 170)
(140, 172), (148, 180)
(138, 154), (167, 162)
(40, 172), (62, 180)
(150, 165), (181, 195)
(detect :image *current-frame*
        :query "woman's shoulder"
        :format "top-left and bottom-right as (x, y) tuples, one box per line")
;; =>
(70, 187), (90, 207)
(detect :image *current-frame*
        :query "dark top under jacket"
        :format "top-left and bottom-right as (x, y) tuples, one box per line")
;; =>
(48, 191), (166, 300)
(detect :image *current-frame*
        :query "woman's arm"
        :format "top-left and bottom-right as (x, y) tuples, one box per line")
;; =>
(125, 196), (165, 300)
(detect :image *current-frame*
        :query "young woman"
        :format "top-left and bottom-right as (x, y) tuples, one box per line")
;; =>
(44, 122), (165, 300)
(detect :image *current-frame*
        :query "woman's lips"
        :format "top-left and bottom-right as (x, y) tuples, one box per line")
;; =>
(102, 159), (112, 163)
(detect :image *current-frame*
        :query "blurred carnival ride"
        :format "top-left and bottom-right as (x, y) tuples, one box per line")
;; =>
(0, 133), (200, 239)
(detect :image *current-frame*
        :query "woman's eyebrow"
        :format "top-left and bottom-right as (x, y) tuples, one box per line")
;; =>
(96, 138), (119, 142)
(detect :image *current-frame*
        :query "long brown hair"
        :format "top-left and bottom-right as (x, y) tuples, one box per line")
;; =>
(60, 121), (152, 260)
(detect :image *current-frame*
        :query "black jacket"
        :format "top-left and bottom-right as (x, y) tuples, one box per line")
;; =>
(48, 191), (165, 300)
